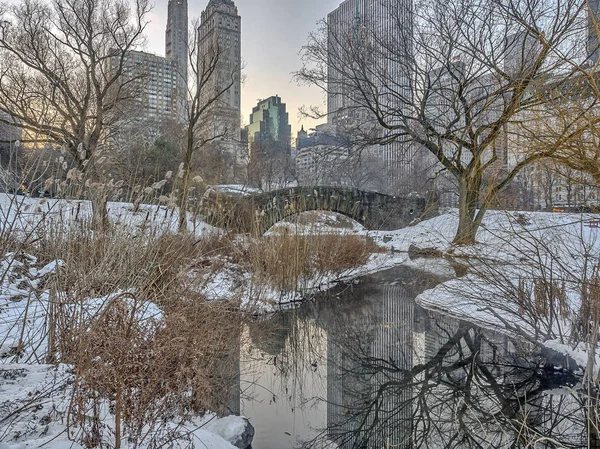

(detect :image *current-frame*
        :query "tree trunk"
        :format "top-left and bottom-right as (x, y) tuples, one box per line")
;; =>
(453, 175), (481, 245)
(91, 194), (109, 231)
(178, 129), (194, 232)
(80, 140), (109, 232)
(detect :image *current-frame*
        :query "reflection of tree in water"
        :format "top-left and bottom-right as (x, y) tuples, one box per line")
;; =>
(247, 312), (294, 357)
(311, 272), (588, 449)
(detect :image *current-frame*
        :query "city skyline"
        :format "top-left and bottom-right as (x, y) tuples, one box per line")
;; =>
(144, 0), (341, 138)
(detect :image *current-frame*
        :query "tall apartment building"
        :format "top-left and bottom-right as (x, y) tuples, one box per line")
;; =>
(423, 61), (510, 206)
(504, 31), (542, 76)
(107, 50), (183, 129)
(327, 0), (414, 195)
(198, 0), (242, 178)
(107, 0), (188, 133)
(246, 96), (291, 149)
(165, 0), (188, 87)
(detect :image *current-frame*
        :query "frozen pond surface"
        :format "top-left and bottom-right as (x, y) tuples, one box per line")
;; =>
(239, 265), (584, 449)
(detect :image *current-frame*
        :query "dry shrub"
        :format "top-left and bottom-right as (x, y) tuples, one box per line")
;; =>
(532, 278), (568, 319)
(66, 293), (242, 448)
(579, 274), (600, 344)
(193, 231), (240, 262)
(248, 234), (372, 292)
(35, 227), (235, 303)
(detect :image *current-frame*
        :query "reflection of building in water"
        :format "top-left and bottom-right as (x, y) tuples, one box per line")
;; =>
(423, 310), (459, 364)
(326, 283), (417, 449)
(326, 302), (377, 448)
(324, 274), (529, 449)
(372, 285), (414, 449)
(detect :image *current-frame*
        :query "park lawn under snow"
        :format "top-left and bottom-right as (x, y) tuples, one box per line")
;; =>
(0, 193), (217, 237)
(373, 208), (600, 370)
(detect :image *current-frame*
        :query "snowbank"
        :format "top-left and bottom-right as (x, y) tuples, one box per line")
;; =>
(0, 193), (217, 238)
(204, 185), (263, 197)
(375, 209), (600, 371)
(0, 253), (250, 449)
(0, 362), (251, 449)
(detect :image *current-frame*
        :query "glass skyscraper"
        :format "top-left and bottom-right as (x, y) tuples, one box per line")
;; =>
(326, 0), (414, 195)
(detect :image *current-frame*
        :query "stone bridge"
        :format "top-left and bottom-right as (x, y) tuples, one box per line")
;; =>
(200, 186), (427, 234)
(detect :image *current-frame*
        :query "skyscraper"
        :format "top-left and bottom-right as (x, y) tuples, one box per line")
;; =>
(246, 96), (292, 188)
(165, 0), (188, 85)
(246, 96), (291, 149)
(326, 0), (414, 195)
(198, 0), (242, 181)
(504, 31), (542, 76)
(106, 49), (184, 134)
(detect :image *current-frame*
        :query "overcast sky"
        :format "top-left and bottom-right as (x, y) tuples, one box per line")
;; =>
(144, 0), (342, 138)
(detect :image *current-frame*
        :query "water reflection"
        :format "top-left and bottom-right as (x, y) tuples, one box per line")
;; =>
(241, 266), (587, 449)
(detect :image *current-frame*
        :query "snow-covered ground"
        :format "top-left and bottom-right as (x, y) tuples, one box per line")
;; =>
(372, 209), (600, 373)
(0, 362), (251, 449)
(204, 185), (263, 197)
(3, 191), (599, 446)
(0, 193), (217, 237)
(0, 254), (250, 449)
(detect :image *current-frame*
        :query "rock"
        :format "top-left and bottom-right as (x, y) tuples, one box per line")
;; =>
(202, 415), (255, 449)
(231, 418), (254, 449)
(408, 244), (443, 259)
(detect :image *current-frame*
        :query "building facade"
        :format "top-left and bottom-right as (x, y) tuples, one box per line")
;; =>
(295, 124), (390, 191)
(107, 0), (189, 131)
(246, 96), (293, 189)
(246, 95), (291, 147)
(106, 50), (184, 132)
(423, 61), (512, 207)
(198, 0), (243, 181)
(327, 0), (414, 195)
(504, 31), (542, 77)
(165, 0), (188, 88)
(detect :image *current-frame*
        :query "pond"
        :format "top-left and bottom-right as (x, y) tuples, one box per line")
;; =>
(237, 265), (586, 449)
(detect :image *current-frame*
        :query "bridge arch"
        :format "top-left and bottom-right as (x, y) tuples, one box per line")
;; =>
(263, 208), (369, 235)
(200, 186), (427, 234)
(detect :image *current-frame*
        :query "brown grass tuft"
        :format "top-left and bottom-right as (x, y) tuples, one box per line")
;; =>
(63, 292), (243, 448)
(248, 234), (373, 292)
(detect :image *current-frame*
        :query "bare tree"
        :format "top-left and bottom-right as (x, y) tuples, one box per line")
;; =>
(506, 60), (600, 212)
(296, 0), (586, 244)
(177, 19), (238, 231)
(0, 0), (150, 227)
(248, 139), (295, 190)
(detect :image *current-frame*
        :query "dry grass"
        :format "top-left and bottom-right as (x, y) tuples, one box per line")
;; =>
(63, 292), (243, 448)
(0, 213), (246, 447)
(247, 234), (374, 292)
(29, 222), (241, 305)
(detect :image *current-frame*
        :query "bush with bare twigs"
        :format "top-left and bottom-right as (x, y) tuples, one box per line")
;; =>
(62, 293), (242, 449)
